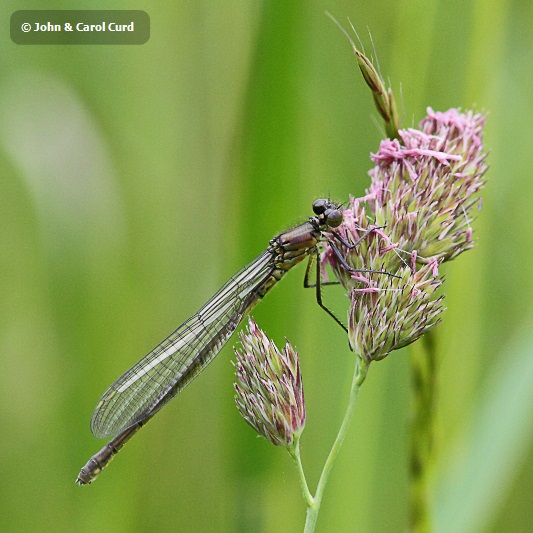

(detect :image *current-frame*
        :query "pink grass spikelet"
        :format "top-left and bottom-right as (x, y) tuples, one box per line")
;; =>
(234, 318), (306, 448)
(322, 108), (487, 362)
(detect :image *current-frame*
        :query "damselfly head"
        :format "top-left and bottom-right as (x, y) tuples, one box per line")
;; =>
(312, 198), (343, 229)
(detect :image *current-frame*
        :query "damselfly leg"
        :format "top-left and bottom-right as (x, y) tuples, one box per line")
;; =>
(303, 225), (399, 332)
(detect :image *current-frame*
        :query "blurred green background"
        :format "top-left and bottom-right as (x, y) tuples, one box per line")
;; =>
(1, 1), (532, 532)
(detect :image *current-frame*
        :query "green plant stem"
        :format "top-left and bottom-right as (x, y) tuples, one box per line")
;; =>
(299, 355), (369, 533)
(289, 438), (315, 509)
(409, 330), (437, 532)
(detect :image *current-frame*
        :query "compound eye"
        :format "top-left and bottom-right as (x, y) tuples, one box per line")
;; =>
(325, 208), (342, 228)
(312, 198), (328, 215)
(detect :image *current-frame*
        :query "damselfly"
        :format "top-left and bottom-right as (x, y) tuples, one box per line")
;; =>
(76, 199), (382, 485)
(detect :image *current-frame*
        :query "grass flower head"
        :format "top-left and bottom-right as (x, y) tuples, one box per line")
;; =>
(234, 318), (306, 448)
(322, 108), (487, 361)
